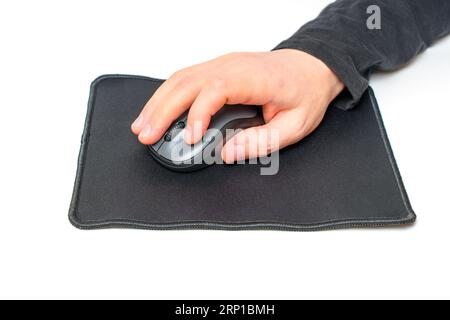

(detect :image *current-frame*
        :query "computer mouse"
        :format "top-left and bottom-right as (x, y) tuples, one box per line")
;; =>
(147, 105), (265, 172)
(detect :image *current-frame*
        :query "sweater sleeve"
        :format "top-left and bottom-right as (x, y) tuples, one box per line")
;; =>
(274, 0), (450, 110)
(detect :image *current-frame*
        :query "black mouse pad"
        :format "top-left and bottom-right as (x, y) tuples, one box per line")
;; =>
(69, 74), (416, 231)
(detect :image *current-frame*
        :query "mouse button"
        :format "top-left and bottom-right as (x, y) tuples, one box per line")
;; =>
(165, 120), (186, 141)
(150, 138), (164, 151)
(157, 129), (185, 158)
(157, 129), (203, 163)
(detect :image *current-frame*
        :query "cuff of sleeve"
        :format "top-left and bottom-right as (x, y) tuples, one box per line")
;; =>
(273, 37), (368, 110)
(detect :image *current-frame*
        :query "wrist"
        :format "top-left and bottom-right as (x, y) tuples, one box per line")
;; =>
(273, 48), (344, 103)
(324, 66), (345, 103)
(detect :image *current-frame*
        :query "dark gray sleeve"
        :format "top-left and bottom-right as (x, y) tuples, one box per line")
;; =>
(274, 0), (450, 110)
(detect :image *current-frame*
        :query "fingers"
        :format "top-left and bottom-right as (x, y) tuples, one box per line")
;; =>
(184, 75), (273, 144)
(221, 108), (313, 163)
(131, 77), (174, 134)
(132, 71), (203, 145)
(140, 86), (200, 145)
(131, 53), (273, 146)
(184, 81), (229, 144)
(131, 57), (231, 139)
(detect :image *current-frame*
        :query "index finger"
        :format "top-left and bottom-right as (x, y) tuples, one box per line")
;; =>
(135, 72), (205, 145)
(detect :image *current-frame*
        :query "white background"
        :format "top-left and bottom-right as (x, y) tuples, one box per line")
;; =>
(1, 0), (449, 299)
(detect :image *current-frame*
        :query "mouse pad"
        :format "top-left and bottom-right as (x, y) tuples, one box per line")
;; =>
(69, 74), (416, 231)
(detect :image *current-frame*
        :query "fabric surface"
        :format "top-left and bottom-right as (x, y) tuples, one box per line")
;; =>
(274, 0), (450, 110)
(69, 74), (416, 231)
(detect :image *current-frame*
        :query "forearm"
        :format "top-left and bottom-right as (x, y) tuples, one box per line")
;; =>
(274, 0), (450, 110)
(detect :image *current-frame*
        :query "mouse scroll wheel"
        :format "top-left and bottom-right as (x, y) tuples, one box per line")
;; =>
(164, 121), (186, 142)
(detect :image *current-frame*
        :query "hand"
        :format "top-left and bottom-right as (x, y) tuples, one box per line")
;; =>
(131, 49), (344, 163)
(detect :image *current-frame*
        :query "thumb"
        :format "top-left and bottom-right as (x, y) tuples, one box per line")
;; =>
(221, 108), (306, 163)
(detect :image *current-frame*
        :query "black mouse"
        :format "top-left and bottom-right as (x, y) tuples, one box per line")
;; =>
(147, 105), (265, 172)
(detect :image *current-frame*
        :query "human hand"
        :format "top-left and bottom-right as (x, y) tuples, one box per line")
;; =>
(131, 49), (344, 163)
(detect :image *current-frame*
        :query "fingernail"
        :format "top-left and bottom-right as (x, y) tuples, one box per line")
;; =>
(184, 125), (193, 143)
(223, 138), (246, 163)
(192, 122), (203, 142)
(140, 124), (152, 138)
(235, 144), (246, 161)
(132, 115), (144, 130)
(222, 147), (234, 164)
(185, 122), (203, 143)
(234, 133), (246, 146)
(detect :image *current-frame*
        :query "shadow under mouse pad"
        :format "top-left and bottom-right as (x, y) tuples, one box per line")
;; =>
(69, 74), (416, 230)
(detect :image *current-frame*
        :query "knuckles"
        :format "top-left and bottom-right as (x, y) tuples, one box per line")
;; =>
(208, 78), (227, 92)
(170, 70), (193, 87)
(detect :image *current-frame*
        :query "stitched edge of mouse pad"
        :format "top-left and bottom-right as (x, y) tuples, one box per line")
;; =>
(69, 74), (416, 231)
